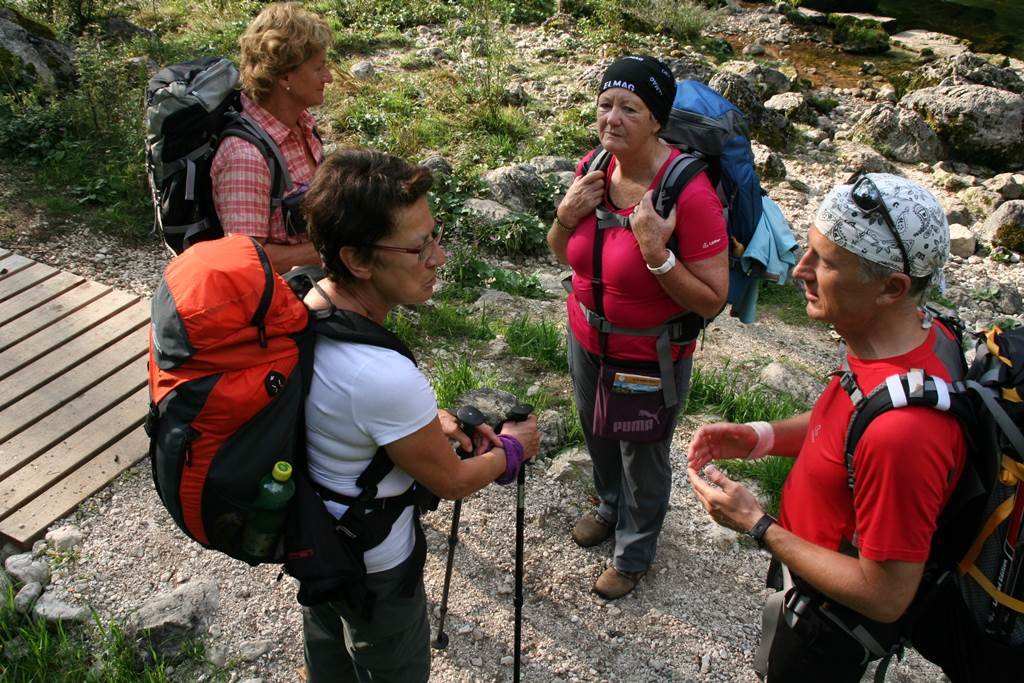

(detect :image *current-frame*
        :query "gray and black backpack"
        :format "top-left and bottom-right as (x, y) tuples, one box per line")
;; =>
(144, 56), (309, 254)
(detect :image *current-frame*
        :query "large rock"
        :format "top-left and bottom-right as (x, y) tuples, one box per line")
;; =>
(902, 85), (1024, 170)
(538, 408), (567, 458)
(45, 525), (83, 552)
(664, 53), (716, 84)
(980, 200), (1024, 250)
(32, 591), (89, 623)
(891, 30), (967, 59)
(463, 198), (511, 225)
(0, 8), (75, 91)
(709, 71), (790, 148)
(483, 164), (544, 213)
(528, 155), (574, 174)
(959, 187), (1002, 220)
(547, 447), (593, 486)
(4, 552), (49, 586)
(948, 224), (976, 258)
(915, 52), (1024, 95)
(764, 92), (817, 126)
(837, 143), (895, 174)
(757, 362), (821, 406)
(853, 103), (942, 163)
(718, 60), (793, 99)
(751, 141), (786, 180)
(14, 582), (42, 614)
(126, 580), (220, 659)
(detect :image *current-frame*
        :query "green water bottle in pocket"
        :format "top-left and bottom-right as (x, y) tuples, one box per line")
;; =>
(241, 461), (295, 560)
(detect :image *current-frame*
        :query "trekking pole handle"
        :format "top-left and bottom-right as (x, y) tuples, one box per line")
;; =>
(455, 405), (485, 460)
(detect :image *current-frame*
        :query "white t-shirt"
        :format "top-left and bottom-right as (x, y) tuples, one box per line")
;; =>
(305, 337), (436, 573)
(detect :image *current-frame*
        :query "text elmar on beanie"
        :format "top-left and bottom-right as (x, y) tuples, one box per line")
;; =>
(815, 173), (950, 280)
(599, 55), (675, 128)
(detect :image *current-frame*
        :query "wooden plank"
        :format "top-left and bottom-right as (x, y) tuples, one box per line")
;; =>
(0, 271), (88, 326)
(0, 262), (59, 303)
(0, 301), (149, 408)
(0, 327), (147, 443)
(0, 425), (148, 546)
(0, 247), (10, 259)
(0, 254), (34, 282)
(0, 355), (148, 480)
(0, 292), (143, 380)
(0, 384), (148, 519)
(0, 280), (109, 351)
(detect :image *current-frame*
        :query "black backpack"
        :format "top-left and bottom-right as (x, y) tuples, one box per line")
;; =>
(144, 56), (309, 255)
(841, 316), (1024, 661)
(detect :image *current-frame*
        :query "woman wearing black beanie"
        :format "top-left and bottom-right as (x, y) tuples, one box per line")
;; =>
(548, 55), (729, 600)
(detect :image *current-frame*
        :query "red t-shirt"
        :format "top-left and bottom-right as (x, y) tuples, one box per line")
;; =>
(778, 326), (967, 563)
(565, 148), (727, 362)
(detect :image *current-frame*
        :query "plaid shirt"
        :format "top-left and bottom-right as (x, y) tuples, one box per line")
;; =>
(211, 93), (322, 244)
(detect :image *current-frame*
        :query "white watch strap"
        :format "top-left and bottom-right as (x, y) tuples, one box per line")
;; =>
(646, 249), (675, 275)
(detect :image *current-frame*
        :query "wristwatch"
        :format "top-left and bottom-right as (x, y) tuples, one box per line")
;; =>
(646, 249), (676, 275)
(747, 514), (777, 550)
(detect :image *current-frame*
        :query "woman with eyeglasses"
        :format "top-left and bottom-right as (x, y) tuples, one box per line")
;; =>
(298, 149), (540, 682)
(547, 55), (730, 601)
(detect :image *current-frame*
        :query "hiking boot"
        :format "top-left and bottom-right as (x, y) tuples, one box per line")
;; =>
(572, 510), (612, 547)
(593, 566), (647, 601)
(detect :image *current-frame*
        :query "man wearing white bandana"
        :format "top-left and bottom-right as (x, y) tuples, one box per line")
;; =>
(686, 174), (981, 681)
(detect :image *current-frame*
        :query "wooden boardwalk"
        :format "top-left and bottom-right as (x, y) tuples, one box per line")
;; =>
(0, 247), (150, 548)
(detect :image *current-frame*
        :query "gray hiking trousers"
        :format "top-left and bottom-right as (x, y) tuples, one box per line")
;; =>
(302, 552), (430, 683)
(567, 332), (691, 573)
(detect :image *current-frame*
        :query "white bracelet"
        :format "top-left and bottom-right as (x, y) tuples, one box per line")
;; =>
(646, 249), (675, 275)
(745, 421), (775, 460)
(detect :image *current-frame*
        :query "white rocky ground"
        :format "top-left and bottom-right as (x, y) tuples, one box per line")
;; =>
(3, 4), (1024, 682)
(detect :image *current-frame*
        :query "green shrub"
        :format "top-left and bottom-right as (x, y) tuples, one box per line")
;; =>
(0, 38), (152, 237)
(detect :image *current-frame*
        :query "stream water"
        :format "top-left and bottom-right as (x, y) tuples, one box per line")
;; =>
(877, 0), (1022, 58)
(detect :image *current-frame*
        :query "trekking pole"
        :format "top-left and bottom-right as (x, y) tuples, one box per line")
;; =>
(506, 403), (534, 683)
(432, 405), (485, 650)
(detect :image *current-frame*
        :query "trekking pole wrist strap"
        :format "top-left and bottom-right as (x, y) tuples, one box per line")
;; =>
(745, 421), (775, 460)
(493, 435), (525, 486)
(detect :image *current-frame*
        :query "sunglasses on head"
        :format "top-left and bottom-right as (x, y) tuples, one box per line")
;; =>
(846, 171), (911, 275)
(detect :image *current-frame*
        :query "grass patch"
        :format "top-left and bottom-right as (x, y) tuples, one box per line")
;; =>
(686, 363), (808, 513)
(0, 582), (224, 682)
(757, 279), (824, 328)
(503, 315), (567, 371)
(385, 302), (495, 350)
(441, 251), (549, 299)
(430, 357), (497, 409)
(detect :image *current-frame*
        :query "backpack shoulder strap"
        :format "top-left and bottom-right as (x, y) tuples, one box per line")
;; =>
(581, 146), (611, 176)
(842, 371), (971, 491)
(654, 153), (708, 220)
(311, 307), (416, 365)
(220, 113), (293, 205)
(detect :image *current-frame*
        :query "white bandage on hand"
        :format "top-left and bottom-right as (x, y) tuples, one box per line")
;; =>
(745, 421), (775, 460)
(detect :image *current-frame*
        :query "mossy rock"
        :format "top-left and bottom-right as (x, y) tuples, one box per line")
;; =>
(829, 15), (890, 55)
(795, 0), (879, 10)
(1, 7), (56, 41)
(0, 45), (35, 92)
(994, 223), (1024, 253)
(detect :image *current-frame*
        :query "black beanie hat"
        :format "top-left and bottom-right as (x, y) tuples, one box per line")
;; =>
(598, 55), (675, 127)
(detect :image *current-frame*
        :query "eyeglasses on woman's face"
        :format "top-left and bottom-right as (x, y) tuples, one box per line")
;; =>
(370, 219), (444, 264)
(847, 172), (911, 275)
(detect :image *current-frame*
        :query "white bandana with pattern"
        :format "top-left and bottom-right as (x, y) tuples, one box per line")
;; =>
(815, 173), (949, 279)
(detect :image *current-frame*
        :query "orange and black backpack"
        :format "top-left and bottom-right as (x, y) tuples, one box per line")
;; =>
(145, 235), (423, 610)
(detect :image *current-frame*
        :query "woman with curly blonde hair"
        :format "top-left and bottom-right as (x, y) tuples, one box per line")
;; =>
(211, 2), (333, 271)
